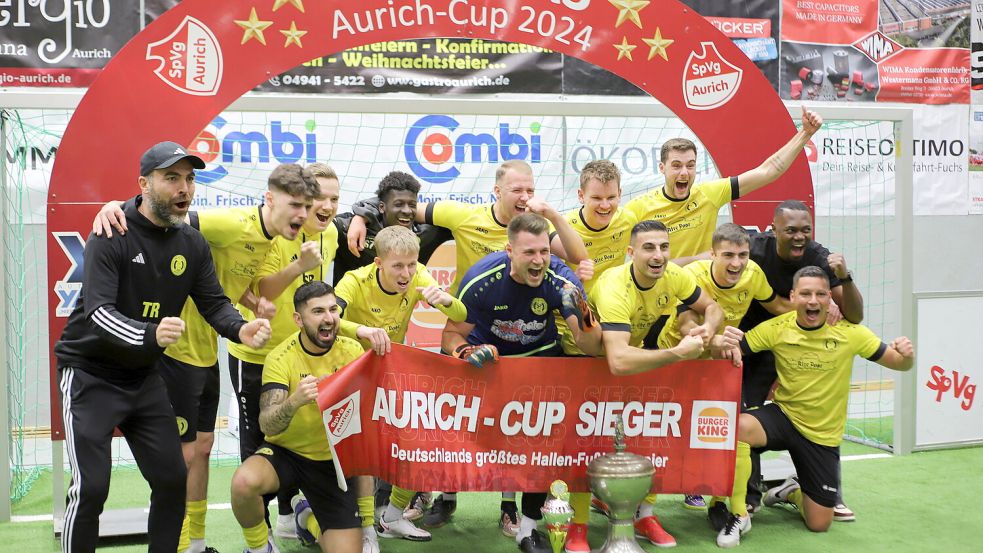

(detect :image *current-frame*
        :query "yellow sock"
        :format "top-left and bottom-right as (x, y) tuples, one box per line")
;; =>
(789, 489), (804, 516)
(390, 486), (415, 510)
(643, 493), (657, 505)
(570, 492), (591, 524)
(306, 515), (321, 539)
(243, 521), (268, 550)
(728, 441), (751, 517)
(358, 495), (375, 528)
(187, 500), (207, 540)
(177, 513), (190, 552)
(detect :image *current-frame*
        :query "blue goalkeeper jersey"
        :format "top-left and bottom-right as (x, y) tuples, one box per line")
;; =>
(457, 251), (584, 357)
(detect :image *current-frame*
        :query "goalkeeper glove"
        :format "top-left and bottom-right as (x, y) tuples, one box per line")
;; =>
(562, 285), (597, 330)
(453, 343), (499, 368)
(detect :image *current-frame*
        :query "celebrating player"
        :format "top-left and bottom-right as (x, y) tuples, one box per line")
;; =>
(739, 200), (864, 518)
(713, 266), (913, 547)
(334, 225), (468, 550)
(624, 107), (823, 265)
(588, 220), (724, 548)
(230, 281), (364, 553)
(442, 212), (602, 553)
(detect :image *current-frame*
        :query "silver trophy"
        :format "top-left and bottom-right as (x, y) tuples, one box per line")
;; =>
(587, 415), (654, 553)
(541, 480), (574, 553)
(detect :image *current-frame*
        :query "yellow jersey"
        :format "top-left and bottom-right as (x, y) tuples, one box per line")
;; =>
(558, 207), (635, 354)
(166, 206), (274, 367)
(335, 263), (467, 347)
(227, 225), (341, 364)
(659, 259), (774, 349)
(590, 262), (700, 348)
(744, 312), (886, 446)
(425, 201), (508, 295)
(263, 334), (364, 460)
(624, 177), (736, 258)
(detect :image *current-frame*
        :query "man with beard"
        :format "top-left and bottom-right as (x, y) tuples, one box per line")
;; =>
(332, 171), (451, 285)
(713, 267), (912, 548)
(55, 142), (272, 553)
(738, 200), (864, 520)
(442, 213), (602, 553)
(93, 163), (320, 553)
(227, 163), (384, 542)
(231, 281), (364, 553)
(588, 219), (724, 548)
(624, 107), (823, 266)
(347, 161), (590, 533)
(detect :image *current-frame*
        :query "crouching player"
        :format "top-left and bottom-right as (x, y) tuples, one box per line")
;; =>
(714, 266), (914, 548)
(335, 225), (468, 549)
(231, 281), (365, 553)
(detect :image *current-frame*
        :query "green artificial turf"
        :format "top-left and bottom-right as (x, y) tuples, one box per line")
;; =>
(2, 444), (979, 552)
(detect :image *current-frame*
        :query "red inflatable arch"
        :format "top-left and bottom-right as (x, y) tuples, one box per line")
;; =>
(46, 0), (812, 438)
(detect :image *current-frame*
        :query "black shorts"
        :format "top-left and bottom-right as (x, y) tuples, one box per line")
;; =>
(158, 355), (220, 442)
(746, 403), (839, 508)
(254, 443), (360, 531)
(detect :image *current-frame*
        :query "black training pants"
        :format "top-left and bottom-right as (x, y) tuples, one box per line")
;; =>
(59, 367), (186, 553)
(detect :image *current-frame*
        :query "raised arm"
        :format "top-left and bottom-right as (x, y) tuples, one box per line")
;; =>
(737, 106), (823, 198)
(873, 337), (915, 372)
(258, 376), (317, 436)
(526, 197), (588, 263)
(828, 252), (864, 323)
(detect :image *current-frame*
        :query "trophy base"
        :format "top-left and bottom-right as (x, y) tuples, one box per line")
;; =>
(592, 537), (649, 553)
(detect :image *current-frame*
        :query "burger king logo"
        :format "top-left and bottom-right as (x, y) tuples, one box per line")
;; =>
(689, 400), (737, 450)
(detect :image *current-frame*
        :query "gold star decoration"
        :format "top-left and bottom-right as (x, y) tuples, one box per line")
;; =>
(642, 28), (673, 61)
(280, 21), (307, 48)
(613, 37), (637, 61)
(608, 0), (650, 29)
(235, 8), (273, 46)
(273, 0), (305, 12)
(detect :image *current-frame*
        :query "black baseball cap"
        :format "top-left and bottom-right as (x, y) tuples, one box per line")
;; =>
(140, 141), (206, 176)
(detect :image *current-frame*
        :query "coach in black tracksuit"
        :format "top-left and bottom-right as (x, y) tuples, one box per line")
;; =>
(54, 142), (271, 553)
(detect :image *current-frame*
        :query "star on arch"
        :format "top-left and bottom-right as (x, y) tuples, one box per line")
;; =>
(235, 8), (273, 46)
(280, 21), (307, 48)
(608, 0), (650, 29)
(613, 37), (637, 61)
(642, 28), (673, 61)
(273, 0), (305, 12)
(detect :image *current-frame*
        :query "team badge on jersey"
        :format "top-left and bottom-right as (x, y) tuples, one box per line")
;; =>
(170, 254), (187, 276)
(531, 297), (548, 315)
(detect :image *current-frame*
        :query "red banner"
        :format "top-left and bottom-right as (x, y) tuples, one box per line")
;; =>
(316, 345), (740, 496)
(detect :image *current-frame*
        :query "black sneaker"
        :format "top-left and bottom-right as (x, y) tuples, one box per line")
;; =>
(518, 529), (552, 553)
(421, 496), (456, 528)
(707, 501), (730, 531)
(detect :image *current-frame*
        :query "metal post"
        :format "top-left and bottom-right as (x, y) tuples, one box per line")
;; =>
(0, 110), (12, 522)
(893, 110), (916, 456)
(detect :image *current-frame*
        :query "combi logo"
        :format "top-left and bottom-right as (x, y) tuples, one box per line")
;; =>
(403, 115), (542, 184)
(689, 400), (737, 450)
(188, 116), (318, 184)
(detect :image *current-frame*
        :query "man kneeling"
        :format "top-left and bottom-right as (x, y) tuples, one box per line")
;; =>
(231, 281), (365, 553)
(715, 266), (914, 548)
